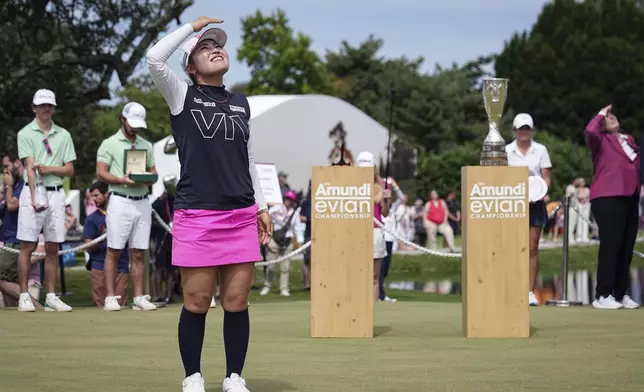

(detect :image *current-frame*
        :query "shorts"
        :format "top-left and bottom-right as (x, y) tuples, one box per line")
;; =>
(172, 205), (261, 268)
(530, 200), (548, 228)
(0, 243), (19, 282)
(106, 194), (152, 250)
(373, 227), (387, 260)
(17, 186), (66, 243)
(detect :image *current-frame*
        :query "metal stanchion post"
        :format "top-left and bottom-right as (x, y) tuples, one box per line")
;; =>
(546, 195), (582, 307)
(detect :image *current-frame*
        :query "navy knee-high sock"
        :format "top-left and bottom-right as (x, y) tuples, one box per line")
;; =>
(178, 307), (207, 377)
(223, 308), (250, 377)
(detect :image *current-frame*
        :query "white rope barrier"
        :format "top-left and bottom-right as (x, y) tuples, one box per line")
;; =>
(0, 233), (106, 257)
(256, 241), (311, 267)
(3, 207), (638, 262)
(373, 218), (463, 258)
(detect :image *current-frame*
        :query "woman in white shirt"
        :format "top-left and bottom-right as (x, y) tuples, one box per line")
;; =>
(574, 178), (591, 243)
(505, 113), (552, 307)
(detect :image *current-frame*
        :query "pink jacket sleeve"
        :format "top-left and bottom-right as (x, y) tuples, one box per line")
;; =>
(585, 115), (604, 155)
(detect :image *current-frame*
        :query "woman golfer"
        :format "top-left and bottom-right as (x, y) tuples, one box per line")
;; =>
(146, 16), (273, 392)
(356, 151), (391, 302)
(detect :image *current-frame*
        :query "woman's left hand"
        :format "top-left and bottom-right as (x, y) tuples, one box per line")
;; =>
(383, 189), (392, 200)
(257, 210), (273, 245)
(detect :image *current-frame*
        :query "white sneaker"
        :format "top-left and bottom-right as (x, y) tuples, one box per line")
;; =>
(621, 295), (640, 309)
(183, 373), (205, 392)
(210, 296), (217, 308)
(259, 287), (270, 296)
(104, 296), (121, 311)
(528, 291), (539, 306)
(133, 295), (158, 311)
(383, 296), (397, 303)
(18, 293), (35, 312)
(222, 373), (250, 392)
(280, 289), (290, 297)
(45, 293), (72, 312)
(592, 295), (623, 309)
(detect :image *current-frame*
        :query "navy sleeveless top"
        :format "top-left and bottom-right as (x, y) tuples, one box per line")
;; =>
(170, 84), (255, 210)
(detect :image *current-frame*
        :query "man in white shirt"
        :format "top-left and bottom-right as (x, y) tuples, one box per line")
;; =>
(506, 113), (552, 307)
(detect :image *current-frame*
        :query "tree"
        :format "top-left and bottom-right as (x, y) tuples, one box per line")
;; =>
(0, 0), (193, 185)
(326, 36), (495, 154)
(495, 0), (644, 143)
(532, 132), (594, 198)
(94, 76), (174, 143)
(237, 8), (333, 95)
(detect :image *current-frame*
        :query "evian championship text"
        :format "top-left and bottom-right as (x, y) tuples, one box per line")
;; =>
(469, 182), (527, 220)
(314, 182), (373, 220)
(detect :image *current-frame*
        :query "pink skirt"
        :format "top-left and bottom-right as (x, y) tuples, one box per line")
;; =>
(172, 205), (261, 268)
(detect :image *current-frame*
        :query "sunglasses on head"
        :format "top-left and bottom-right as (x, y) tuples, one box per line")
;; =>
(42, 138), (53, 156)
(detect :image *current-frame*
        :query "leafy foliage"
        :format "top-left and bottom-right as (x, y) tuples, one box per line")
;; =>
(0, 0), (193, 186)
(237, 9), (333, 95)
(495, 0), (644, 143)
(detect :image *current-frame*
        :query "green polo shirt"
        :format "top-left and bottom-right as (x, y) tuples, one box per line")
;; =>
(17, 119), (77, 187)
(97, 129), (156, 196)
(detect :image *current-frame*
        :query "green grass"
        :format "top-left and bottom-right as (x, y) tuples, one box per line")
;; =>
(48, 241), (644, 308)
(2, 302), (644, 391)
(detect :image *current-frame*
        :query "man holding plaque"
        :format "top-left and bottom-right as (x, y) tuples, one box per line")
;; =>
(96, 101), (158, 311)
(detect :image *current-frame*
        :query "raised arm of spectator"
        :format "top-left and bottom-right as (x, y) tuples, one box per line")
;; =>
(386, 177), (406, 211)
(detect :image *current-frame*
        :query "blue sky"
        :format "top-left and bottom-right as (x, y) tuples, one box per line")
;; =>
(121, 0), (550, 93)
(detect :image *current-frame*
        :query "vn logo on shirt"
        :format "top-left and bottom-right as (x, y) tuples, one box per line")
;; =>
(190, 110), (249, 141)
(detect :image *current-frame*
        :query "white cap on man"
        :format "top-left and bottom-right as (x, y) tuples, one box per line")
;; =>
(33, 89), (57, 106)
(121, 102), (147, 129)
(356, 151), (375, 167)
(513, 113), (534, 129)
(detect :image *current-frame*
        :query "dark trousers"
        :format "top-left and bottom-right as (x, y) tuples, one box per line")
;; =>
(591, 194), (639, 300)
(379, 241), (394, 300)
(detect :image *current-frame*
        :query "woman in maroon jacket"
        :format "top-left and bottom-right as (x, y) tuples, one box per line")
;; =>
(585, 104), (640, 310)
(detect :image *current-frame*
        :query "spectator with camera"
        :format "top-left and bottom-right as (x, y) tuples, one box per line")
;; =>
(0, 154), (42, 308)
(260, 191), (300, 297)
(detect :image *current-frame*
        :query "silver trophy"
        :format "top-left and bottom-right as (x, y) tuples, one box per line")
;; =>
(34, 168), (49, 209)
(480, 78), (509, 166)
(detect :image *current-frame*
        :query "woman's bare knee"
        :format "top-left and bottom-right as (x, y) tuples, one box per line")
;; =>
(221, 287), (250, 312)
(373, 260), (381, 283)
(180, 267), (217, 313)
(183, 289), (211, 313)
(218, 263), (253, 311)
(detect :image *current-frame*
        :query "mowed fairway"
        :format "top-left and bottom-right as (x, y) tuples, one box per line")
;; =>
(1, 301), (643, 392)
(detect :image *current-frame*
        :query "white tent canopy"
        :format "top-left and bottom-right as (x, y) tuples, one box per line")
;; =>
(151, 94), (389, 201)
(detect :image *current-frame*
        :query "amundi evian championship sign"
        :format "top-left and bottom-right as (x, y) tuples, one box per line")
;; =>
(314, 182), (373, 220)
(469, 182), (527, 220)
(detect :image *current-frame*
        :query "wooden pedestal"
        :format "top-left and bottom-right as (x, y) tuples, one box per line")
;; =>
(310, 166), (374, 338)
(461, 166), (530, 338)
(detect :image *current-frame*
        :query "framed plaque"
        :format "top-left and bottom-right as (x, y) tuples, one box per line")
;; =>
(124, 149), (158, 183)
